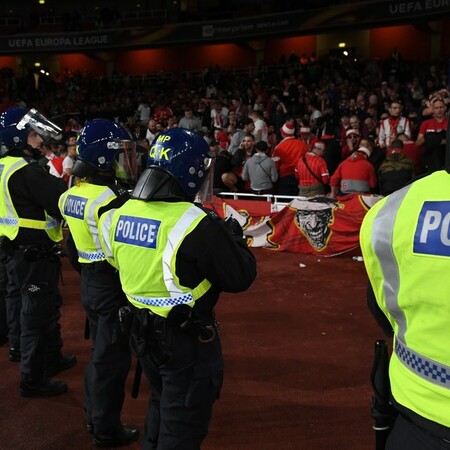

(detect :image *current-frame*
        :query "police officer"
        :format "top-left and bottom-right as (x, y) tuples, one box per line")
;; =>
(0, 107), (76, 397)
(59, 119), (139, 448)
(98, 127), (257, 449)
(360, 163), (450, 448)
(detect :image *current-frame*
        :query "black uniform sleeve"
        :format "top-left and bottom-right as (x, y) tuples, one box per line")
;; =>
(65, 232), (82, 274)
(201, 218), (256, 292)
(10, 162), (67, 220)
(176, 209), (257, 295)
(367, 282), (393, 337)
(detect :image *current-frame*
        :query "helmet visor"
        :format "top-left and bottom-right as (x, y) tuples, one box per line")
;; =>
(112, 139), (138, 188)
(194, 156), (214, 204)
(16, 108), (62, 141)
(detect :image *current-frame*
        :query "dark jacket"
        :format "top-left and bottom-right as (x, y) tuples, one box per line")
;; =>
(378, 152), (415, 196)
(6, 150), (67, 246)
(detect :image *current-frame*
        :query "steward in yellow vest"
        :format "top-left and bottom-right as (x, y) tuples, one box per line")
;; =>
(0, 107), (75, 398)
(98, 127), (257, 449)
(360, 169), (450, 449)
(59, 119), (139, 448)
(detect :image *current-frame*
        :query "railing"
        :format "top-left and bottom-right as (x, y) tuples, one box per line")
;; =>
(216, 191), (307, 211)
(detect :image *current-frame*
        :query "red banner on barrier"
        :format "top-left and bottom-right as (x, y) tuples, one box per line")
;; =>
(207, 194), (382, 256)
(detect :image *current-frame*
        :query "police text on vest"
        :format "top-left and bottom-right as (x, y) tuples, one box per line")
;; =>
(64, 195), (87, 219)
(414, 201), (450, 257)
(115, 215), (161, 248)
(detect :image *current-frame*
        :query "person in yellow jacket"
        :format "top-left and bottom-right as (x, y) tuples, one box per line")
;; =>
(360, 168), (450, 449)
(0, 107), (76, 397)
(59, 119), (139, 448)
(98, 127), (257, 449)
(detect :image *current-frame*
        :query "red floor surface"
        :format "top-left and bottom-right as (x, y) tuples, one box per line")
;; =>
(0, 248), (383, 450)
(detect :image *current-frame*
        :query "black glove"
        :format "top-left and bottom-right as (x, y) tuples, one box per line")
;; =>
(224, 216), (243, 238)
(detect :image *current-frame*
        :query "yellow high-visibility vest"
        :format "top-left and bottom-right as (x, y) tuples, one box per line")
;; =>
(59, 182), (118, 263)
(360, 170), (450, 428)
(99, 199), (211, 318)
(0, 156), (62, 242)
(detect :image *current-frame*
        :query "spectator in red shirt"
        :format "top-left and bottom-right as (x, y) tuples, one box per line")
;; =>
(295, 141), (330, 197)
(330, 139), (377, 198)
(153, 99), (174, 128)
(272, 121), (308, 195)
(415, 96), (448, 173)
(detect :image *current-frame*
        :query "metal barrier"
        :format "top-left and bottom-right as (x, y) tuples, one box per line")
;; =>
(215, 192), (308, 212)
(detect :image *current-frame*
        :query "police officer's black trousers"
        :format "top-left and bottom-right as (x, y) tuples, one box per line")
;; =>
(139, 326), (224, 450)
(0, 257), (7, 341)
(81, 263), (131, 435)
(13, 249), (63, 381)
(1, 251), (21, 349)
(386, 414), (450, 450)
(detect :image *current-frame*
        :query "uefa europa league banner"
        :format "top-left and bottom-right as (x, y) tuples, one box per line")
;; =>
(207, 194), (383, 256)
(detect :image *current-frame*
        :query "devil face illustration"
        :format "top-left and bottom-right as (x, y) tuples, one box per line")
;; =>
(294, 200), (337, 250)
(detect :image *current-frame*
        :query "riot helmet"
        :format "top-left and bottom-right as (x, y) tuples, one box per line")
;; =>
(132, 127), (212, 202)
(0, 107), (62, 157)
(72, 119), (138, 187)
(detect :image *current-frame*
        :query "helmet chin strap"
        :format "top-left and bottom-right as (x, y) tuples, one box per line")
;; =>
(131, 167), (186, 202)
(24, 144), (42, 160)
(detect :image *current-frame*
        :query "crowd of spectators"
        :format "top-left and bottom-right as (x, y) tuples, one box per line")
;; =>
(1, 50), (448, 195)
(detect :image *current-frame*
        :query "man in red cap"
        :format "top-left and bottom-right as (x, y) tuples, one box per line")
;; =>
(272, 121), (308, 195)
(341, 128), (361, 159)
(298, 125), (318, 151)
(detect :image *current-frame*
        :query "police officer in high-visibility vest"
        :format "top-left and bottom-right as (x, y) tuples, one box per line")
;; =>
(59, 119), (139, 448)
(0, 107), (76, 397)
(360, 164), (450, 449)
(98, 127), (257, 449)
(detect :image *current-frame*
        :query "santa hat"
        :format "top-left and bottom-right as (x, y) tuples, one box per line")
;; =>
(357, 146), (371, 157)
(346, 128), (359, 137)
(313, 141), (325, 151)
(300, 127), (311, 135)
(280, 122), (295, 137)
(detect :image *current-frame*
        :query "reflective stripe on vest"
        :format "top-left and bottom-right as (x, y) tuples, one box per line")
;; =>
(395, 337), (450, 389)
(129, 278), (211, 308)
(77, 250), (105, 261)
(84, 188), (115, 261)
(0, 216), (60, 230)
(371, 184), (412, 342)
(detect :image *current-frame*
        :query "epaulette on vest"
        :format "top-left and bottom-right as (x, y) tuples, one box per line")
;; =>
(110, 184), (130, 199)
(194, 203), (220, 221)
(23, 156), (38, 165)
